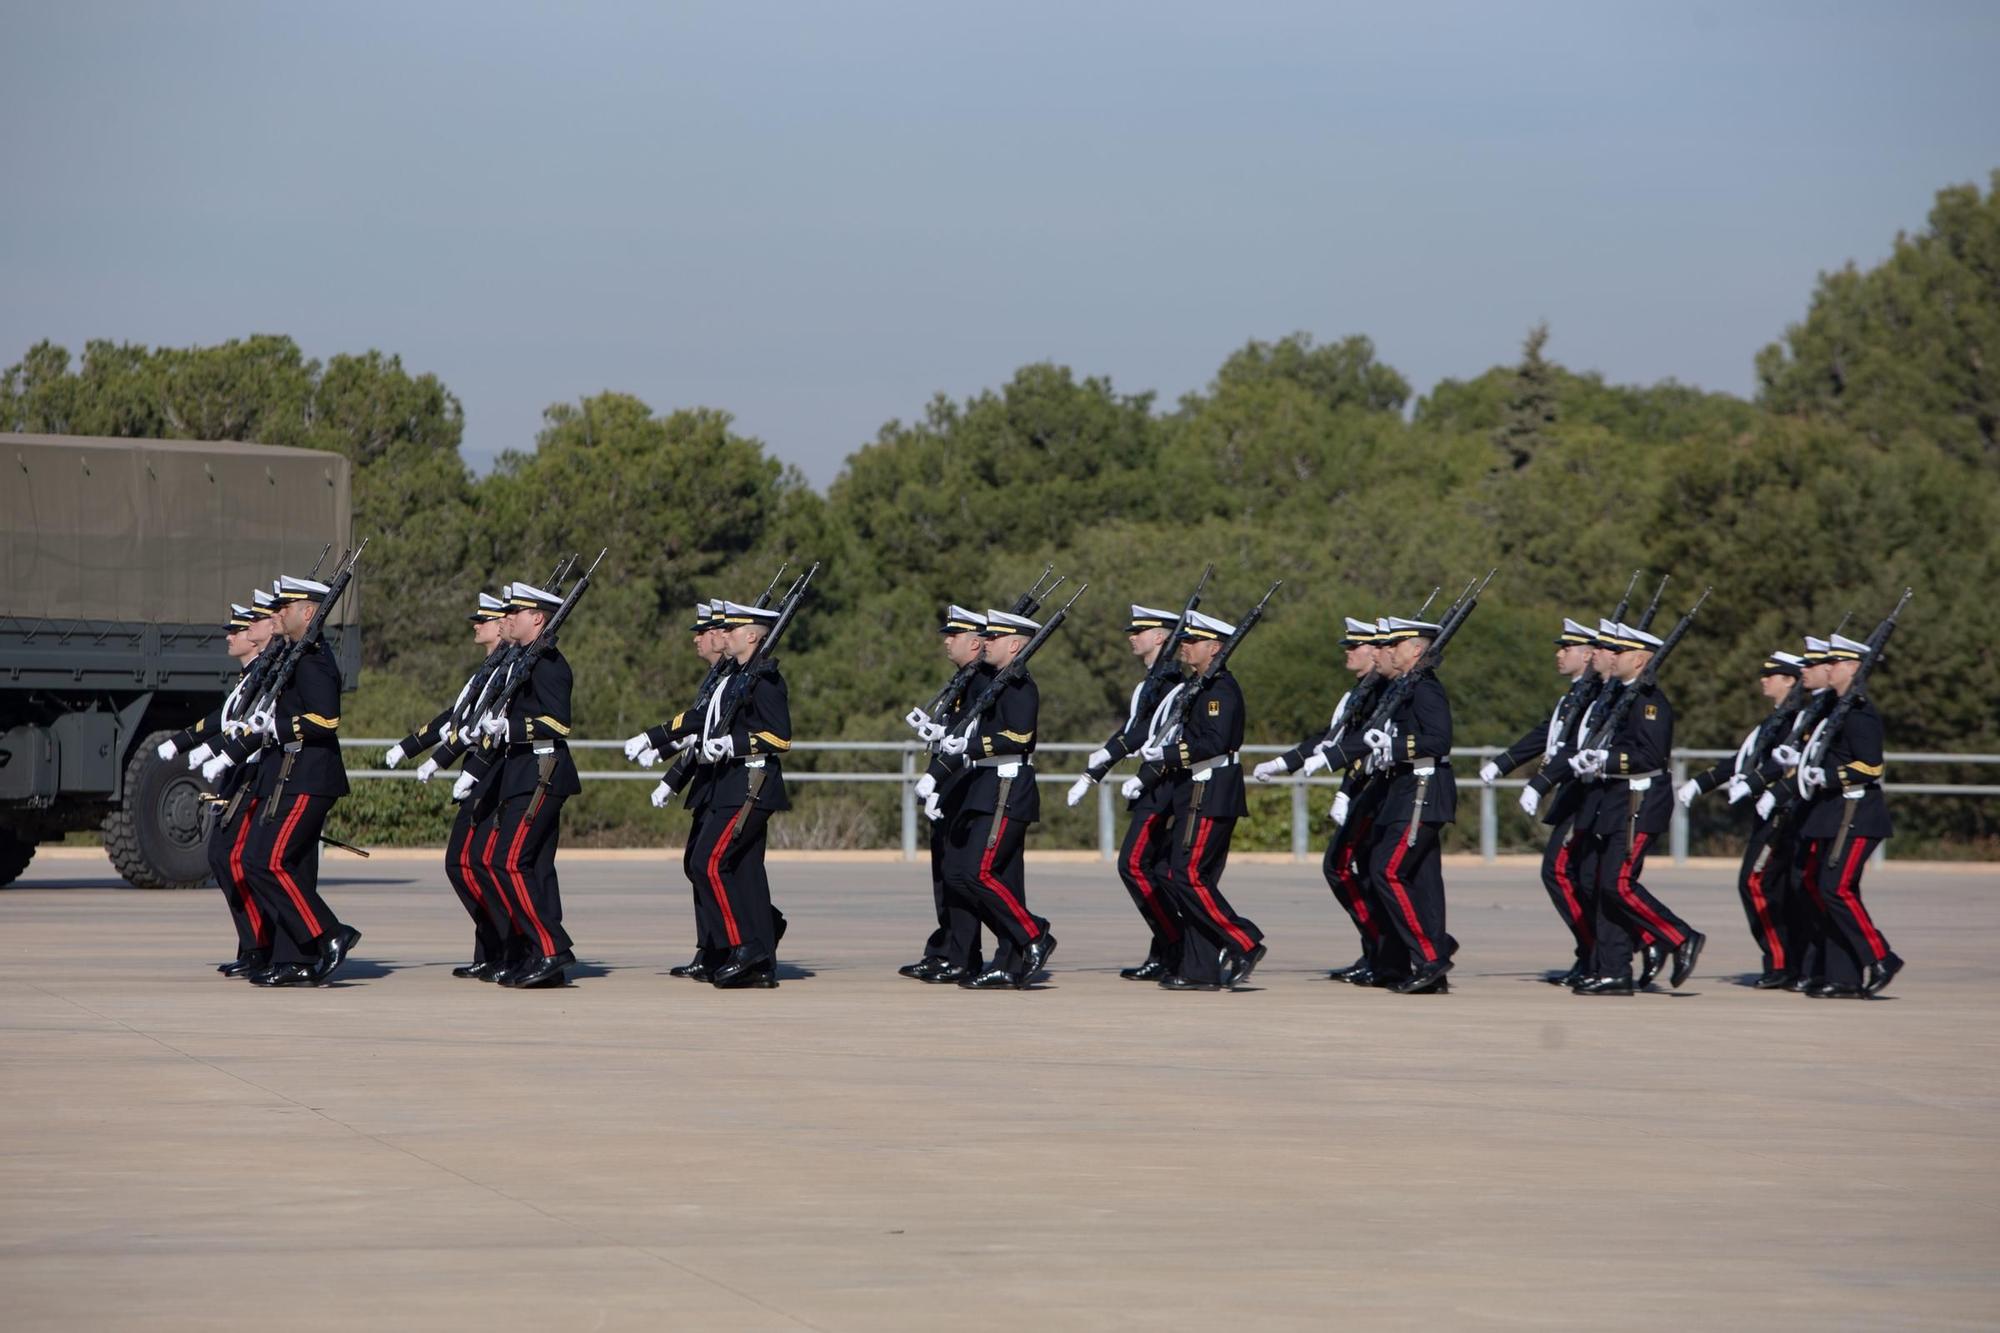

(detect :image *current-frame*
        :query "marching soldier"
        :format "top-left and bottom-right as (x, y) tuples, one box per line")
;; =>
(632, 599), (729, 978)
(688, 600), (792, 988)
(1558, 621), (1704, 995)
(1789, 631), (1902, 998)
(220, 573), (362, 987)
(159, 597), (278, 974)
(936, 609), (1056, 990)
(1252, 616), (1386, 981)
(1483, 617), (1600, 985)
(385, 592), (512, 978)
(479, 580), (581, 989)
(1325, 616), (1458, 994)
(1675, 648), (1805, 988)
(1065, 603), (1189, 981)
(1144, 609), (1264, 991)
(901, 604), (992, 983)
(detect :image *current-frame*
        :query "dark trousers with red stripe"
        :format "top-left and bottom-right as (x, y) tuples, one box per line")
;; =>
(689, 802), (776, 959)
(494, 792), (573, 960)
(681, 805), (720, 961)
(943, 810), (1044, 975)
(1321, 815), (1380, 958)
(1736, 819), (1796, 976)
(445, 800), (510, 964)
(1588, 826), (1690, 977)
(1365, 820), (1449, 976)
(1163, 815), (1261, 986)
(1804, 835), (1890, 989)
(1540, 815), (1594, 963)
(243, 793), (345, 965)
(925, 820), (985, 969)
(1117, 811), (1184, 967)
(206, 796), (270, 957)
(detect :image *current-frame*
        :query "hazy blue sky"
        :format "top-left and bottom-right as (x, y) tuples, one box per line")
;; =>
(5, 1), (1996, 485)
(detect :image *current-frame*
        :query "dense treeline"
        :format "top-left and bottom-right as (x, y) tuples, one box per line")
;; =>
(7, 175), (1997, 854)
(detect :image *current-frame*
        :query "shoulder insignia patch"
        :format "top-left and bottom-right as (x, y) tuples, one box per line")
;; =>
(1207, 699), (1221, 716)
(1644, 705), (1658, 720)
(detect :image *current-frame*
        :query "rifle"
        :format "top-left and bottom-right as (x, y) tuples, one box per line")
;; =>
(1138, 563), (1214, 695)
(1574, 586), (1712, 759)
(1799, 588), (1913, 796)
(915, 566), (1063, 725)
(1548, 569), (1644, 745)
(306, 541), (333, 579)
(947, 582), (1090, 746)
(249, 542), (369, 823)
(1634, 574), (1670, 632)
(702, 563), (821, 764)
(1354, 568), (1497, 743)
(1156, 580), (1280, 745)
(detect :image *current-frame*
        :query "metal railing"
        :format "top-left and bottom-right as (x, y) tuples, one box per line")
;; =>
(342, 739), (1999, 863)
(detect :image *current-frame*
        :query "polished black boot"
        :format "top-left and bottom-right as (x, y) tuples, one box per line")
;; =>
(710, 946), (774, 988)
(921, 961), (973, 984)
(898, 958), (939, 980)
(250, 961), (312, 987)
(1390, 959), (1452, 994)
(1222, 943), (1268, 988)
(1121, 950), (1168, 981)
(1637, 942), (1669, 989)
(1019, 933), (1058, 980)
(1572, 973), (1635, 996)
(504, 950), (575, 989)
(1863, 952), (1904, 997)
(1328, 957), (1370, 982)
(308, 925), (362, 986)
(1158, 974), (1220, 992)
(957, 965), (1020, 989)
(1753, 969), (1795, 990)
(220, 949), (271, 977)
(672, 954), (716, 981)
(1670, 930), (1706, 989)
(452, 961), (498, 980)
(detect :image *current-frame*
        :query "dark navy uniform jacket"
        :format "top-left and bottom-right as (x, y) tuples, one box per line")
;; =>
(705, 659), (792, 813)
(1330, 670), (1456, 826)
(931, 671), (1040, 823)
(1100, 666), (1185, 816)
(1579, 682), (1674, 838)
(1145, 670), (1248, 819)
(494, 649), (581, 802)
(249, 641), (349, 799)
(1797, 694), (1892, 841)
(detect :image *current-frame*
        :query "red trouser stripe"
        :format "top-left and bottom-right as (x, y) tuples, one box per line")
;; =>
(1550, 839), (1584, 928)
(1382, 834), (1439, 963)
(1185, 818), (1254, 953)
(1126, 815), (1181, 942)
(1614, 832), (1683, 947)
(1333, 854), (1378, 941)
(480, 826), (517, 926)
(229, 798), (265, 939)
(706, 809), (744, 947)
(1743, 863), (1784, 970)
(454, 822), (485, 905)
(503, 811), (557, 956)
(1831, 836), (1888, 961)
(268, 795), (323, 938)
(1800, 841), (1826, 908)
(977, 815), (1040, 939)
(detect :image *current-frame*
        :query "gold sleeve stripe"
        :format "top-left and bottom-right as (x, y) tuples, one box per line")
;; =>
(303, 713), (341, 729)
(535, 716), (571, 736)
(670, 712), (684, 730)
(753, 731), (792, 752)
(1844, 759), (1885, 777)
(999, 729), (1034, 743)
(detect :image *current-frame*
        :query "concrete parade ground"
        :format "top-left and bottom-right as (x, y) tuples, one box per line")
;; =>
(2, 847), (1996, 1331)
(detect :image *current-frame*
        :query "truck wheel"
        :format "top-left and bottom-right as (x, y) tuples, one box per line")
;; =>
(0, 830), (35, 887)
(103, 731), (215, 890)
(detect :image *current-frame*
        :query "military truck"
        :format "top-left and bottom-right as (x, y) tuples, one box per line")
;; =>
(0, 434), (357, 888)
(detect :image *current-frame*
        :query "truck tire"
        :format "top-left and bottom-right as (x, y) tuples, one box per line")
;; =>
(103, 731), (215, 890)
(0, 830), (35, 887)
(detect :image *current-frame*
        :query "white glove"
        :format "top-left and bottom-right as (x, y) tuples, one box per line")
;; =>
(623, 732), (652, 761)
(452, 771), (478, 800)
(384, 742), (407, 768)
(922, 791), (943, 821)
(637, 746), (661, 768)
(1300, 748), (1331, 776)
(1330, 790), (1351, 826)
(1573, 748), (1608, 777)
(1478, 760), (1501, 786)
(1755, 791), (1777, 820)
(1251, 758), (1288, 784)
(1801, 765), (1826, 791)
(1086, 747), (1112, 771)
(480, 713), (508, 741)
(248, 707), (278, 739)
(703, 734), (736, 762)
(157, 738), (181, 761)
(915, 719), (947, 743)
(1120, 777), (1144, 801)
(650, 779), (676, 808)
(186, 743), (214, 768)
(914, 773), (937, 802)
(415, 757), (440, 784)
(1675, 778), (1701, 809)
(1519, 786), (1542, 818)
(1726, 775), (1753, 805)
(201, 753), (234, 784)
(939, 733), (970, 757)
(1139, 740), (1166, 763)
(903, 707), (931, 735)
(1065, 775), (1093, 807)
(671, 733), (698, 752)
(1772, 744), (1801, 768)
